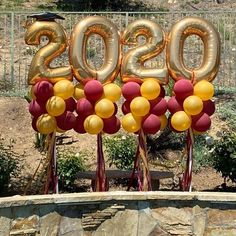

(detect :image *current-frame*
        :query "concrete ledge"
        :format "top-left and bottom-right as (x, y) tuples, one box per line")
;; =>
(0, 191), (236, 208)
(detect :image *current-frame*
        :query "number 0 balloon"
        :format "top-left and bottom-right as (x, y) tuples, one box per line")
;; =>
(69, 16), (121, 84)
(167, 17), (220, 82)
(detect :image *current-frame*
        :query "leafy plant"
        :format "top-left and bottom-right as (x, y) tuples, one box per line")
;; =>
(193, 135), (213, 171)
(211, 132), (236, 183)
(0, 142), (20, 195)
(57, 151), (87, 190)
(104, 134), (137, 170)
(217, 99), (236, 131)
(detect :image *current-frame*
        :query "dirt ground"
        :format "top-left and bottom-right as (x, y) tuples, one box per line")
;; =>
(0, 96), (234, 195)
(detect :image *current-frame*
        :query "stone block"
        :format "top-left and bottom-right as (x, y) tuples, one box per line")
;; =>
(151, 207), (192, 235)
(40, 212), (61, 236)
(59, 216), (83, 236)
(94, 209), (138, 236)
(0, 216), (11, 236)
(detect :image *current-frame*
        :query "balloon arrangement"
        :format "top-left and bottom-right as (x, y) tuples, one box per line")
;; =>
(167, 17), (220, 191)
(74, 80), (121, 135)
(120, 19), (168, 191)
(25, 13), (220, 192)
(169, 78), (215, 134)
(73, 80), (121, 191)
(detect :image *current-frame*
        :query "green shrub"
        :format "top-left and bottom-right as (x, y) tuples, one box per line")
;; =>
(193, 135), (213, 171)
(0, 143), (20, 195)
(211, 132), (236, 183)
(217, 100), (236, 131)
(104, 134), (137, 170)
(57, 151), (87, 190)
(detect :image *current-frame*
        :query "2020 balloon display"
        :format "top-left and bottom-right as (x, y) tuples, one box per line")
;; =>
(26, 15), (220, 192)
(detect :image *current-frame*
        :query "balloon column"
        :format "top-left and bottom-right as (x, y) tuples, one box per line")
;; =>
(121, 19), (168, 191)
(25, 13), (75, 194)
(167, 17), (220, 191)
(69, 16), (121, 192)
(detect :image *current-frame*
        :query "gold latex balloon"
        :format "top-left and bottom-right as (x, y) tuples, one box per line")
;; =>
(36, 114), (56, 134)
(69, 16), (121, 84)
(46, 96), (66, 117)
(159, 114), (168, 131)
(53, 80), (74, 100)
(84, 114), (104, 135)
(74, 83), (85, 100)
(171, 111), (191, 132)
(193, 80), (214, 101)
(183, 95), (203, 116)
(130, 96), (150, 117)
(95, 98), (115, 119)
(25, 20), (72, 85)
(103, 83), (121, 102)
(167, 17), (221, 82)
(121, 113), (141, 133)
(140, 79), (161, 100)
(121, 19), (168, 84)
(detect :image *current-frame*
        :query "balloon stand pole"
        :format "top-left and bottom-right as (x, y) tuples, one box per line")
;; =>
(95, 133), (106, 192)
(181, 129), (194, 191)
(128, 130), (152, 191)
(127, 145), (141, 191)
(44, 131), (58, 194)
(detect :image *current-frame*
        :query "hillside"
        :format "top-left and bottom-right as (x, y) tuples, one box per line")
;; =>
(1, 0), (236, 11)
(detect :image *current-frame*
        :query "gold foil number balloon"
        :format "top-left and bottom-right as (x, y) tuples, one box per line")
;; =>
(121, 19), (168, 84)
(69, 16), (121, 84)
(167, 17), (221, 82)
(25, 21), (72, 85)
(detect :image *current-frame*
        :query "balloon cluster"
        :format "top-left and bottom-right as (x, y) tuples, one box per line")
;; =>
(29, 79), (76, 134)
(121, 79), (168, 134)
(169, 78), (215, 133)
(73, 80), (121, 135)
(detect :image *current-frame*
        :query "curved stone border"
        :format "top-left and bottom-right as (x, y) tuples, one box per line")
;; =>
(0, 191), (236, 208)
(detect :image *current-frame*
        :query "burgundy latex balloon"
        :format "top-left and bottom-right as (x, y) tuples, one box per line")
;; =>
(31, 116), (38, 132)
(122, 82), (141, 101)
(159, 85), (166, 98)
(103, 116), (121, 134)
(29, 99), (46, 118)
(113, 103), (118, 116)
(167, 96), (183, 114)
(173, 79), (193, 101)
(65, 97), (76, 112)
(150, 97), (167, 116)
(76, 98), (94, 117)
(33, 80), (54, 102)
(74, 116), (86, 134)
(56, 111), (76, 131)
(84, 80), (103, 102)
(192, 112), (211, 132)
(202, 100), (215, 116)
(142, 114), (161, 134)
(121, 100), (131, 115)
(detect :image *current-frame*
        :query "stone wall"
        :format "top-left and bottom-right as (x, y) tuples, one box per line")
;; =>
(0, 192), (236, 236)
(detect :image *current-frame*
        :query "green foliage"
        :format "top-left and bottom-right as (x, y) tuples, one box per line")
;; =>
(211, 132), (236, 183)
(0, 142), (20, 195)
(104, 134), (137, 170)
(55, 0), (150, 11)
(217, 99), (236, 131)
(193, 135), (213, 171)
(165, 78), (175, 97)
(57, 151), (87, 190)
